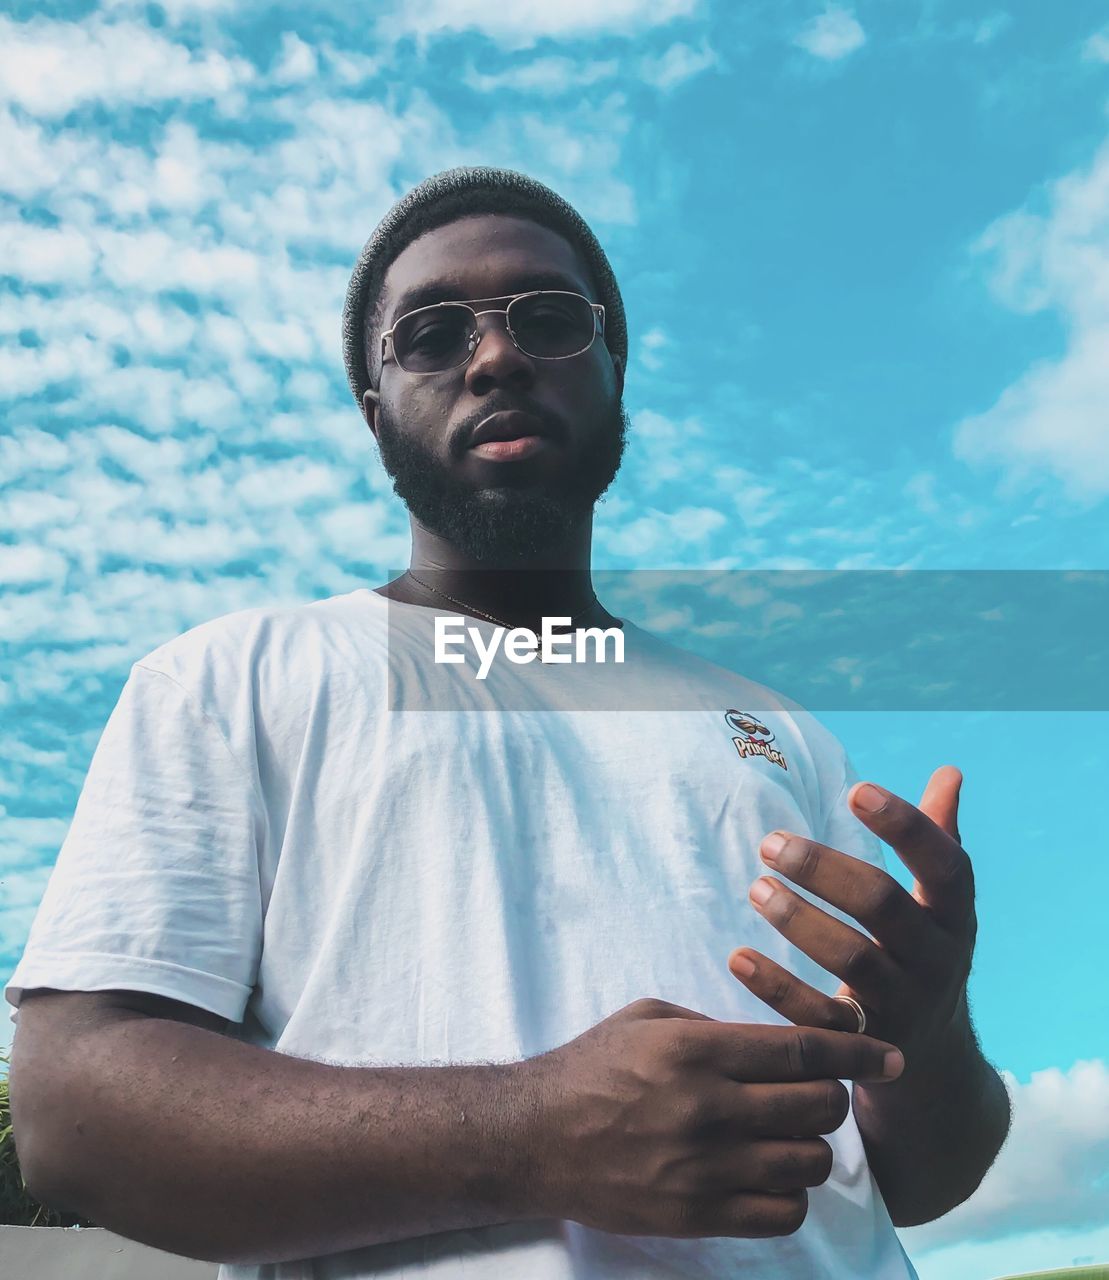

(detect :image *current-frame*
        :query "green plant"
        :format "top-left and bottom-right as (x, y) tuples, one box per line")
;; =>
(993, 1268), (1109, 1279)
(0, 1046), (98, 1227)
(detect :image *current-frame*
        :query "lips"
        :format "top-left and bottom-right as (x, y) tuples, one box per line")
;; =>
(467, 409), (549, 449)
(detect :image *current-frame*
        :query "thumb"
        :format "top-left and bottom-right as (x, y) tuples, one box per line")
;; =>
(918, 764), (962, 844)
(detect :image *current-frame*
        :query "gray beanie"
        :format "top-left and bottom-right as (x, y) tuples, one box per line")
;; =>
(341, 165), (628, 407)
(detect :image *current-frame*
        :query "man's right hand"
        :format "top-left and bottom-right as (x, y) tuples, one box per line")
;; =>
(521, 997), (904, 1240)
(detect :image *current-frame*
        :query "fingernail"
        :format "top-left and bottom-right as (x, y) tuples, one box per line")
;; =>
(855, 784), (887, 813)
(730, 952), (756, 978)
(761, 832), (788, 863)
(750, 878), (776, 907)
(883, 1049), (905, 1079)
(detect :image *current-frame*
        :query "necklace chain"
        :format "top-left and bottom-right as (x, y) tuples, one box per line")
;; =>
(404, 570), (599, 664)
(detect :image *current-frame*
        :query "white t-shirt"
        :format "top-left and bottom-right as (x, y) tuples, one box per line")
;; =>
(6, 588), (918, 1280)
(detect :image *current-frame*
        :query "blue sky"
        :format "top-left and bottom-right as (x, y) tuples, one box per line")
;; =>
(2, 0), (1108, 1274)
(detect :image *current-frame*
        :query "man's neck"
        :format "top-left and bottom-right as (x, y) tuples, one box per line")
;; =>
(376, 567), (614, 634)
(372, 515), (620, 633)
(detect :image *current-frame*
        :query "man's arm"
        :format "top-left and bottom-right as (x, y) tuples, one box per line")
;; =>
(10, 991), (546, 1266)
(851, 994), (1011, 1226)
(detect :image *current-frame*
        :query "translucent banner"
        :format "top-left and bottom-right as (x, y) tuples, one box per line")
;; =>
(381, 569), (1109, 711)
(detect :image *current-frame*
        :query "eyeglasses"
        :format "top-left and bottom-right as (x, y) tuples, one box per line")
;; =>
(380, 290), (606, 376)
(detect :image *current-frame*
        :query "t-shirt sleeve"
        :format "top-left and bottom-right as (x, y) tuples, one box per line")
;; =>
(4, 662), (264, 1027)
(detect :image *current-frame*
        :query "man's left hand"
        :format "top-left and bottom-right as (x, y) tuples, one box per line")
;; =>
(728, 766), (976, 1071)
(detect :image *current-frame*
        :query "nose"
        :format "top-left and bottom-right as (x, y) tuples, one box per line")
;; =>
(463, 307), (535, 394)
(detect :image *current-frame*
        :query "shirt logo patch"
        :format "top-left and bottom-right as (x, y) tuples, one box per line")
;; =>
(725, 709), (789, 771)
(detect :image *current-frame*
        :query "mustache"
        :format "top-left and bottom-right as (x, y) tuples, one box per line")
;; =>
(454, 399), (565, 453)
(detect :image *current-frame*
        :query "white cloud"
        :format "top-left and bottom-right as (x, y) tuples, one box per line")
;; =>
(480, 93), (637, 224)
(604, 504), (727, 558)
(716, 464), (783, 529)
(0, 108), (86, 202)
(0, 491), (80, 533)
(0, 111), (241, 218)
(0, 545), (68, 588)
(625, 407), (709, 491)
(462, 41), (716, 97)
(272, 31), (319, 85)
(0, 15), (254, 118)
(1083, 24), (1109, 63)
(973, 13), (1012, 45)
(793, 6), (867, 61)
(0, 814), (70, 867)
(463, 56), (619, 96)
(900, 1059), (1109, 1254)
(955, 327), (1109, 500)
(382, 0), (699, 52)
(638, 326), (669, 371)
(1, 864), (57, 953)
(0, 221), (97, 285)
(96, 227), (264, 297)
(321, 47), (383, 86)
(953, 136), (1109, 500)
(318, 503), (396, 560)
(101, 0), (237, 17)
(0, 428), (70, 477)
(235, 460), (345, 509)
(638, 40), (719, 91)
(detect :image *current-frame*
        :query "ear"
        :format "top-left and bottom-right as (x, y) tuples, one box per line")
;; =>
(612, 354), (625, 399)
(362, 387), (380, 440)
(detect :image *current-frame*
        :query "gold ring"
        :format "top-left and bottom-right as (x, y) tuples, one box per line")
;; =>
(832, 995), (867, 1034)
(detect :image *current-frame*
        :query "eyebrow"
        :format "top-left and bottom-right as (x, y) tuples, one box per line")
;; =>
(388, 270), (591, 326)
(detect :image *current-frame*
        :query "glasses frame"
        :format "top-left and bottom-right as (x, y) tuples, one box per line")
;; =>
(380, 290), (607, 377)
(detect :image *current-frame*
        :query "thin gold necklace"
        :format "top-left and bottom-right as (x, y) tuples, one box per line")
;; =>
(404, 570), (599, 664)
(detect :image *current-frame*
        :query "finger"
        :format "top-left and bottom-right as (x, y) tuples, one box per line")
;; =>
(691, 1022), (904, 1084)
(717, 1189), (809, 1240)
(748, 876), (902, 1006)
(918, 764), (962, 844)
(848, 777), (975, 933)
(729, 1079), (851, 1137)
(728, 947), (868, 1036)
(698, 1137), (834, 1199)
(757, 831), (942, 967)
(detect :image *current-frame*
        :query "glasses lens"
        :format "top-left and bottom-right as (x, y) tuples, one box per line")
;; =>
(510, 293), (596, 358)
(392, 304), (473, 373)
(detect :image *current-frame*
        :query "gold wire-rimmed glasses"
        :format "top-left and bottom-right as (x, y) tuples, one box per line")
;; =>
(380, 290), (606, 376)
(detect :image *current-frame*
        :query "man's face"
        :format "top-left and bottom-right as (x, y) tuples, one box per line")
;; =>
(364, 214), (628, 565)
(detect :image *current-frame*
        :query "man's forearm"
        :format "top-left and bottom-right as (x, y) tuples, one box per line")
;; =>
(17, 1014), (548, 1265)
(851, 999), (1011, 1227)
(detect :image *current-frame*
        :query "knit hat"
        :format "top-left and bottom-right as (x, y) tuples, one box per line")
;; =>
(341, 165), (628, 407)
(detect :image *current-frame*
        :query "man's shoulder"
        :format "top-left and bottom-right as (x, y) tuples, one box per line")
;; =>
(134, 590), (379, 694)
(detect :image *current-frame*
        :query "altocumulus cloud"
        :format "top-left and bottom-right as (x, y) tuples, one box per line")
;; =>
(0, 14), (255, 118)
(1083, 23), (1109, 63)
(954, 121), (1109, 503)
(461, 40), (718, 97)
(378, 0), (699, 53)
(792, 6), (867, 62)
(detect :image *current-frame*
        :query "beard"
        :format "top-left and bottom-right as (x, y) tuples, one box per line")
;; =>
(373, 397), (629, 565)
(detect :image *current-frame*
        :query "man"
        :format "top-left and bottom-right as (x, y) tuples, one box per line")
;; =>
(7, 166), (1009, 1279)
